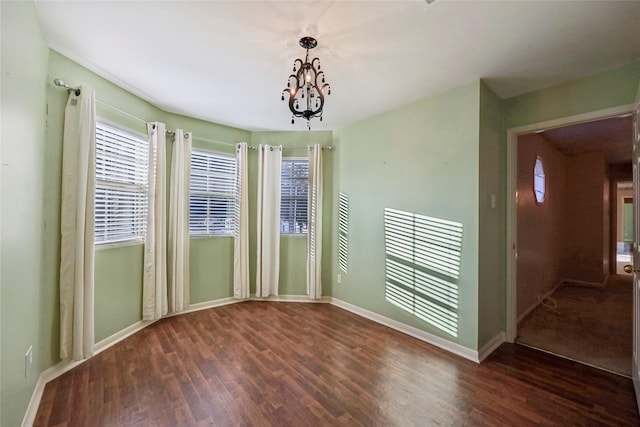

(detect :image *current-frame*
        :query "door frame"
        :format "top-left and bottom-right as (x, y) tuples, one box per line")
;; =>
(505, 103), (636, 342)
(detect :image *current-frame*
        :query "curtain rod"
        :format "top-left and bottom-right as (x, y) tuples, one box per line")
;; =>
(54, 78), (150, 125)
(54, 79), (333, 152)
(167, 130), (257, 150)
(96, 99), (148, 125)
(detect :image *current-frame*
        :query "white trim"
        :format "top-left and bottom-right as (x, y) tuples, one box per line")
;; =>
(21, 296), (238, 426)
(506, 103), (636, 342)
(22, 318), (154, 427)
(172, 295), (332, 315)
(516, 282), (563, 324)
(94, 319), (155, 354)
(478, 332), (506, 362)
(170, 297), (240, 316)
(21, 293), (477, 426)
(328, 297), (480, 363)
(21, 359), (84, 427)
(250, 294), (332, 303)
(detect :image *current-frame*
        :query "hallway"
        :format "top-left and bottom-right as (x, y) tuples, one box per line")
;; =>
(517, 275), (633, 376)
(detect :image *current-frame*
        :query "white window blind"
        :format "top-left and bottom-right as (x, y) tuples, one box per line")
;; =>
(280, 158), (309, 234)
(95, 122), (149, 244)
(190, 149), (237, 236)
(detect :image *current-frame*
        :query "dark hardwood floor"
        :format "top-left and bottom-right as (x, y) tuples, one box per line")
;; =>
(34, 302), (640, 426)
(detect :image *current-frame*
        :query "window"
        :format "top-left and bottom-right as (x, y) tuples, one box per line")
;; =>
(190, 148), (237, 236)
(95, 122), (149, 244)
(280, 158), (309, 234)
(534, 156), (545, 204)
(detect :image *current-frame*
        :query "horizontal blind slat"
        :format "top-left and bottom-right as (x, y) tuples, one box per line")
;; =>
(95, 122), (149, 245)
(190, 148), (237, 235)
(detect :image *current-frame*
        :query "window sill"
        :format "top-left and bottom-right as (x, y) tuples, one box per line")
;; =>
(280, 233), (307, 238)
(190, 234), (234, 240)
(95, 239), (144, 250)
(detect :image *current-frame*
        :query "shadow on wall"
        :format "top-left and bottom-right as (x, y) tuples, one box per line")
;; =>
(383, 208), (463, 337)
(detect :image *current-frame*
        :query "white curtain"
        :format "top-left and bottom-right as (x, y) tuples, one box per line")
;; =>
(256, 144), (282, 297)
(307, 144), (323, 299)
(234, 142), (250, 299)
(142, 122), (168, 320)
(59, 85), (96, 361)
(169, 129), (191, 313)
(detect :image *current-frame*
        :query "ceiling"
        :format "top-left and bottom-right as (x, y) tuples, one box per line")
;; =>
(541, 115), (634, 165)
(34, 1), (640, 132)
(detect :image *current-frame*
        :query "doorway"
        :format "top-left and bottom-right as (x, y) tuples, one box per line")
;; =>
(506, 105), (636, 376)
(617, 187), (634, 275)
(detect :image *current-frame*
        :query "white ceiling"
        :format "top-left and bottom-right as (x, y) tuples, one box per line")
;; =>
(34, 1), (640, 132)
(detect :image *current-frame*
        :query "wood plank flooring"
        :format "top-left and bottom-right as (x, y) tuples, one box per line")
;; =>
(34, 302), (640, 426)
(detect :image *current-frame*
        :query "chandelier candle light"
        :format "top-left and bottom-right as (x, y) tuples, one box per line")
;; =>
(282, 36), (331, 130)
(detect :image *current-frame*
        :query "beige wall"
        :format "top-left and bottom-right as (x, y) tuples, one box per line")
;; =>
(617, 188), (633, 242)
(561, 152), (609, 283)
(516, 134), (566, 318)
(518, 133), (614, 318)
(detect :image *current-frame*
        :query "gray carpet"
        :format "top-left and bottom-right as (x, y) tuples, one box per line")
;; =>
(516, 275), (633, 377)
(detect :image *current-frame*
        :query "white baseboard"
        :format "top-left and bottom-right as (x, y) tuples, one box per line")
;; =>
(175, 295), (330, 317)
(22, 294), (492, 426)
(175, 297), (240, 316)
(328, 297), (480, 363)
(517, 282), (562, 324)
(517, 275), (610, 325)
(21, 359), (84, 427)
(94, 319), (155, 354)
(250, 294), (332, 303)
(478, 332), (506, 362)
(559, 275), (608, 289)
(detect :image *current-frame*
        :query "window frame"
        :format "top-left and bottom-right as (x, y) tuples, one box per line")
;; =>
(533, 155), (546, 205)
(280, 157), (309, 236)
(94, 120), (150, 247)
(189, 147), (238, 238)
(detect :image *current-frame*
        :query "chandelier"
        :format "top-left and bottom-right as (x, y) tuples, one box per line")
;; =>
(281, 36), (331, 130)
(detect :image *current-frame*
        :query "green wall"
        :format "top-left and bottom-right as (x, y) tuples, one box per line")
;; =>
(94, 245), (144, 341)
(331, 82), (482, 350)
(477, 82), (505, 348)
(45, 51), (253, 349)
(624, 201), (634, 242)
(3, 4), (640, 423)
(504, 60), (640, 129)
(1, 2), (49, 425)
(44, 51), (166, 369)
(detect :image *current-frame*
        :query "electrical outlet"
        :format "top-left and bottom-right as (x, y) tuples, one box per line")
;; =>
(337, 274), (342, 284)
(25, 345), (33, 378)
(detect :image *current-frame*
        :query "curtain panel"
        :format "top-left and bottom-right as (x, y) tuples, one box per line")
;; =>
(234, 142), (250, 299)
(59, 85), (96, 361)
(142, 122), (168, 320)
(256, 144), (282, 297)
(169, 129), (191, 313)
(307, 144), (323, 299)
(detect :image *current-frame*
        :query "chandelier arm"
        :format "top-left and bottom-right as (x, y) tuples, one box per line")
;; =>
(282, 37), (331, 125)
